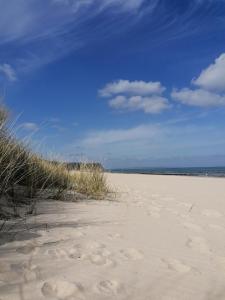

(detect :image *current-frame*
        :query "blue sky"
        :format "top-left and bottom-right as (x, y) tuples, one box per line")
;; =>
(1, 0), (225, 168)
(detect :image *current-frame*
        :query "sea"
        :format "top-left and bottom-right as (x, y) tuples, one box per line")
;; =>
(110, 167), (225, 178)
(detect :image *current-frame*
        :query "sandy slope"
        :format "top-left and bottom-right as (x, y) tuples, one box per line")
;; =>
(1, 173), (225, 300)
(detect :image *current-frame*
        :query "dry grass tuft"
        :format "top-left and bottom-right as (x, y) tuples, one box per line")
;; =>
(71, 163), (109, 199)
(0, 105), (109, 219)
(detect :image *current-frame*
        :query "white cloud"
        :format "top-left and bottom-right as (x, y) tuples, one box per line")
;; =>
(0, 64), (17, 82)
(21, 122), (39, 131)
(109, 95), (169, 113)
(81, 124), (161, 146)
(99, 79), (169, 114)
(109, 95), (127, 108)
(99, 80), (165, 97)
(171, 88), (225, 107)
(193, 53), (225, 92)
(171, 52), (225, 108)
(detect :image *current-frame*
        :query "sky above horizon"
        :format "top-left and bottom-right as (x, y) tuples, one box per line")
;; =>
(1, 0), (225, 168)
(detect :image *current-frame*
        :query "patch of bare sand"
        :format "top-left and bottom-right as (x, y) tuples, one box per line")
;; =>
(0, 173), (225, 299)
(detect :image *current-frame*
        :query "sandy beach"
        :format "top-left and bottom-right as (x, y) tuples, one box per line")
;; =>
(1, 173), (225, 300)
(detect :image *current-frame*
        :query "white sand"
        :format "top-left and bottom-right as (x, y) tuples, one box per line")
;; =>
(1, 173), (225, 300)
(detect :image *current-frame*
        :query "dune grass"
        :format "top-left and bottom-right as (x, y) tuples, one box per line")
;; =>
(72, 163), (109, 199)
(0, 105), (109, 219)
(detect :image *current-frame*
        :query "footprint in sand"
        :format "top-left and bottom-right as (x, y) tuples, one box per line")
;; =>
(11, 261), (40, 282)
(16, 243), (39, 255)
(68, 248), (82, 259)
(0, 261), (40, 283)
(23, 268), (40, 282)
(45, 248), (69, 259)
(120, 248), (143, 260)
(82, 246), (116, 267)
(45, 247), (82, 260)
(94, 280), (123, 296)
(161, 258), (191, 274)
(98, 248), (112, 257)
(83, 254), (116, 267)
(42, 279), (84, 299)
(186, 236), (211, 254)
(0, 262), (19, 283)
(201, 209), (222, 218)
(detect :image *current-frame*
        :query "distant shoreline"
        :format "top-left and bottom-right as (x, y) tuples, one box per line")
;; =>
(108, 172), (225, 178)
(108, 166), (225, 178)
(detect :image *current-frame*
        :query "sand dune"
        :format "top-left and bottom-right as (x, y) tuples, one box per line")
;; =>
(1, 173), (225, 299)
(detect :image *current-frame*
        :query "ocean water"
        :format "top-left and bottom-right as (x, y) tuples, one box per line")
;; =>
(110, 167), (225, 178)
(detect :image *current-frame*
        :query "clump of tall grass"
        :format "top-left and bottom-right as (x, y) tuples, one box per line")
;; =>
(0, 105), (109, 219)
(71, 163), (109, 199)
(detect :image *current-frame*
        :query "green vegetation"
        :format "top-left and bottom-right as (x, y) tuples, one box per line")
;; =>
(0, 105), (109, 219)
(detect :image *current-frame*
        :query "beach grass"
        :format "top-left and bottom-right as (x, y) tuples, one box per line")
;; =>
(0, 105), (109, 219)
(72, 163), (109, 199)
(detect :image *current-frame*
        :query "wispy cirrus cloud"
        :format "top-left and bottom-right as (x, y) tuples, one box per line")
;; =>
(1, 0), (224, 78)
(0, 64), (17, 82)
(52, 0), (145, 12)
(64, 117), (225, 168)
(0, 0), (144, 44)
(81, 124), (161, 146)
(0, 0), (145, 74)
(20, 122), (39, 131)
(1, 0), (220, 46)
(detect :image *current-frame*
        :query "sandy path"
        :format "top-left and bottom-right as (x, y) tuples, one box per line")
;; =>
(1, 173), (225, 300)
